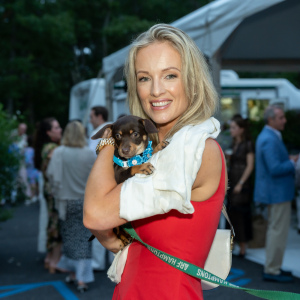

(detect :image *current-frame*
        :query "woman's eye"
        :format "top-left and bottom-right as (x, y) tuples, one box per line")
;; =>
(166, 74), (177, 79)
(115, 134), (122, 140)
(132, 132), (140, 138)
(138, 76), (149, 82)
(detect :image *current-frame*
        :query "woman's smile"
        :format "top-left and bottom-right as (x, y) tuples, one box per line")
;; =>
(150, 99), (172, 109)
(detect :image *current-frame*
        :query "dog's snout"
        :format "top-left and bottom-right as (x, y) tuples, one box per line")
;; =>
(122, 146), (131, 155)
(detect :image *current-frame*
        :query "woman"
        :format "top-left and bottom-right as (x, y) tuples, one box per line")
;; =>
(227, 114), (254, 257)
(84, 24), (227, 299)
(34, 117), (62, 273)
(47, 121), (95, 292)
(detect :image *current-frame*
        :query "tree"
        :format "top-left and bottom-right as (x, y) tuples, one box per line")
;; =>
(0, 103), (20, 203)
(0, 0), (209, 128)
(0, 0), (76, 126)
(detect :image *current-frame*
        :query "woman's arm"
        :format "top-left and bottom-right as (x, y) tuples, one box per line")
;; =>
(233, 152), (254, 194)
(83, 145), (127, 231)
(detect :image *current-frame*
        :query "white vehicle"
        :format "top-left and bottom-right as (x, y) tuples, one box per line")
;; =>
(69, 78), (106, 136)
(220, 70), (300, 123)
(69, 71), (300, 129)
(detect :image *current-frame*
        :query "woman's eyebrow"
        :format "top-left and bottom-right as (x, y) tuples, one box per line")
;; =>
(136, 67), (181, 75)
(136, 70), (149, 75)
(162, 67), (181, 72)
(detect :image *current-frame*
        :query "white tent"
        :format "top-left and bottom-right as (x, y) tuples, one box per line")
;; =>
(102, 0), (284, 83)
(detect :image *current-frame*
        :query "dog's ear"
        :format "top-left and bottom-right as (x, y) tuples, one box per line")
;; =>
(139, 119), (158, 134)
(91, 124), (113, 140)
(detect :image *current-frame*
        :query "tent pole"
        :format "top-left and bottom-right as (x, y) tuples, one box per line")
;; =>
(210, 50), (221, 96)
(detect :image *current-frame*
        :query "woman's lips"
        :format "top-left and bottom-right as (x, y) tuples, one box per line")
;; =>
(150, 100), (172, 110)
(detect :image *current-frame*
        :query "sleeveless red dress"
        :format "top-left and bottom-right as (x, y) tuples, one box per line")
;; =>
(113, 143), (226, 300)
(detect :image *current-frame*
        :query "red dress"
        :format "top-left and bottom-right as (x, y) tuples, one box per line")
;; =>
(113, 143), (226, 300)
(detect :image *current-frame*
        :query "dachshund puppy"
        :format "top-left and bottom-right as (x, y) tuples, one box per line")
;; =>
(92, 115), (160, 183)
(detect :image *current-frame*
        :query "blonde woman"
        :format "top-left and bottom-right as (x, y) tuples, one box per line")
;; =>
(84, 24), (227, 299)
(47, 121), (95, 292)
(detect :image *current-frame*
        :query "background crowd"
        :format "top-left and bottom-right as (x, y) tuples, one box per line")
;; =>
(224, 105), (300, 283)
(1, 106), (115, 293)
(1, 104), (300, 292)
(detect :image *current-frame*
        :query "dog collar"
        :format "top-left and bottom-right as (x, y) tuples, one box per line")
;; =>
(113, 141), (153, 168)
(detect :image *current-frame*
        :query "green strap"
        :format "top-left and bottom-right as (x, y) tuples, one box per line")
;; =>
(122, 223), (300, 300)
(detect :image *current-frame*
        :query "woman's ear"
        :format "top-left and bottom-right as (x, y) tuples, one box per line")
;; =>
(91, 124), (114, 139)
(139, 119), (158, 134)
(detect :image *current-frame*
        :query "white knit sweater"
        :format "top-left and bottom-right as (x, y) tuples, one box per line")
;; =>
(120, 117), (221, 222)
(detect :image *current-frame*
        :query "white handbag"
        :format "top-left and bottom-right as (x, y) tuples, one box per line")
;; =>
(108, 205), (234, 290)
(202, 205), (234, 290)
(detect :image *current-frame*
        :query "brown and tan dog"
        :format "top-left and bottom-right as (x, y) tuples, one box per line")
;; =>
(92, 115), (161, 183)
(88, 115), (167, 246)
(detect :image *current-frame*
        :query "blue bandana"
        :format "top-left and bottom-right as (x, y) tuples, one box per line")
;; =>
(113, 141), (153, 168)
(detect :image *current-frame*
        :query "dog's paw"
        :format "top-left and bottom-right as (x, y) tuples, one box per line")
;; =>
(153, 140), (169, 154)
(139, 162), (155, 175)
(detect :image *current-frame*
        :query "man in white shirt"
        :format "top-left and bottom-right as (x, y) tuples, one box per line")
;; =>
(89, 106), (110, 155)
(88, 106), (113, 270)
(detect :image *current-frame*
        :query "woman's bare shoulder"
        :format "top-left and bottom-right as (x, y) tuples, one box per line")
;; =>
(191, 138), (224, 201)
(200, 138), (222, 176)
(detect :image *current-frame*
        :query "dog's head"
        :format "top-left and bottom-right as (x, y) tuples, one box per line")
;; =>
(92, 115), (158, 159)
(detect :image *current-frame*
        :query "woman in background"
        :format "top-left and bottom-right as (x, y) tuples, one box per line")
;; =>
(34, 117), (62, 273)
(47, 121), (95, 293)
(228, 114), (254, 257)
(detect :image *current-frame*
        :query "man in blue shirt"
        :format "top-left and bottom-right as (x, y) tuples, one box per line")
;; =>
(254, 105), (298, 282)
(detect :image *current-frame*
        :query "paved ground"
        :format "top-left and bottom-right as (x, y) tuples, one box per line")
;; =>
(1, 202), (300, 300)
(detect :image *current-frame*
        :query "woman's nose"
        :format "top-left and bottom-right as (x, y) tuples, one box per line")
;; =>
(151, 78), (165, 97)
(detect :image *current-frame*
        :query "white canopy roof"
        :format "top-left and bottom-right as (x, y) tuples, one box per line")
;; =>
(102, 0), (284, 81)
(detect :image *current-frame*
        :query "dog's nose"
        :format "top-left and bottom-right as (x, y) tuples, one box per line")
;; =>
(122, 147), (130, 155)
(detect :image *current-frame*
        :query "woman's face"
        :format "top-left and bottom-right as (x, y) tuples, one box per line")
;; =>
(47, 120), (62, 142)
(230, 121), (244, 139)
(135, 41), (189, 135)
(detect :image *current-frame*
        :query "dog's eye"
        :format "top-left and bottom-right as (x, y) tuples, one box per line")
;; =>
(115, 133), (122, 140)
(132, 132), (140, 138)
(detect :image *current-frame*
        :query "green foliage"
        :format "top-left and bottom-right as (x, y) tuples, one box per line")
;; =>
(283, 110), (300, 153)
(0, 104), (21, 202)
(248, 119), (265, 142)
(0, 207), (13, 222)
(0, 0), (209, 127)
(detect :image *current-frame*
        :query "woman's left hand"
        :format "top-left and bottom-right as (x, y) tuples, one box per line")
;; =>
(233, 183), (242, 194)
(90, 228), (124, 254)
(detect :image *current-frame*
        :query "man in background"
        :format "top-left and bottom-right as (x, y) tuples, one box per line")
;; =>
(88, 106), (109, 155)
(88, 106), (111, 271)
(254, 105), (298, 282)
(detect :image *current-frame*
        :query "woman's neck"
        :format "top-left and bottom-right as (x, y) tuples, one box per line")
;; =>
(157, 126), (171, 142)
(157, 121), (176, 142)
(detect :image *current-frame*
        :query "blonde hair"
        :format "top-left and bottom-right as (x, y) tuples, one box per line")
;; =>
(61, 121), (87, 148)
(124, 23), (218, 143)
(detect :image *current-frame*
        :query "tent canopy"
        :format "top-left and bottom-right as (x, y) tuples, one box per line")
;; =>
(102, 0), (299, 83)
(221, 0), (300, 71)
